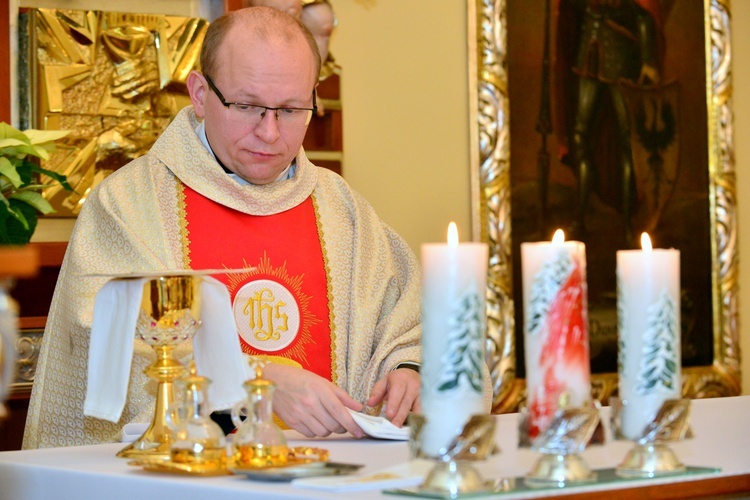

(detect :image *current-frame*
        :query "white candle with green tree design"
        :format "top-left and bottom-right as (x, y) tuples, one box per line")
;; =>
(420, 222), (488, 457)
(617, 233), (681, 440)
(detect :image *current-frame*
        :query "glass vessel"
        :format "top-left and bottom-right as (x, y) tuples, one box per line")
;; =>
(166, 362), (227, 470)
(231, 363), (288, 468)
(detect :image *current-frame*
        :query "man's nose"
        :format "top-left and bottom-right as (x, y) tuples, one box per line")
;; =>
(254, 109), (281, 141)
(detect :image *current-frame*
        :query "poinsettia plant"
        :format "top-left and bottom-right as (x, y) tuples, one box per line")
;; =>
(0, 123), (73, 245)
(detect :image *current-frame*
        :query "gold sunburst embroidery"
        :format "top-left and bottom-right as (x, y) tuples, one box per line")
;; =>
(225, 252), (320, 365)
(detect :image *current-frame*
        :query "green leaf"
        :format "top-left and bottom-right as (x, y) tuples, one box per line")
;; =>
(23, 128), (70, 145)
(1, 199), (37, 244)
(2, 143), (39, 159)
(0, 122), (26, 140)
(0, 157), (21, 188)
(29, 164), (74, 191)
(28, 144), (51, 160)
(10, 190), (56, 215)
(7, 203), (30, 229)
(15, 160), (34, 186)
(0, 138), (29, 150)
(0, 205), (12, 245)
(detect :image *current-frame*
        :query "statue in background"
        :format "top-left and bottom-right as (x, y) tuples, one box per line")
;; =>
(300, 1), (339, 83)
(243, 0), (340, 84)
(242, 0), (302, 18)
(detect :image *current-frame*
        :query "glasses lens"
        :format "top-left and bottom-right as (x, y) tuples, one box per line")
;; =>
(227, 104), (312, 127)
(277, 108), (313, 126)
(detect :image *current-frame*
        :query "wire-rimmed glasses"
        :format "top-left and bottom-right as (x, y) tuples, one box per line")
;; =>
(204, 74), (316, 128)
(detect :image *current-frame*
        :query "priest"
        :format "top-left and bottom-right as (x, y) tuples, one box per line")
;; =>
(24, 6), (421, 448)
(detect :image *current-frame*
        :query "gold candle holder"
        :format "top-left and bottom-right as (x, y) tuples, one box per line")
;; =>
(408, 414), (497, 496)
(520, 405), (601, 487)
(117, 275), (202, 460)
(611, 398), (691, 478)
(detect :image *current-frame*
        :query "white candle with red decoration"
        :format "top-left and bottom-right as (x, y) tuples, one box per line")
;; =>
(617, 233), (681, 439)
(420, 222), (488, 457)
(521, 229), (591, 439)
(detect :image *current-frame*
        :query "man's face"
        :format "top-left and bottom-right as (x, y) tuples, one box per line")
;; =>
(190, 30), (317, 185)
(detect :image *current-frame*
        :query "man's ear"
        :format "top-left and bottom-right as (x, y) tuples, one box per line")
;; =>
(187, 71), (207, 118)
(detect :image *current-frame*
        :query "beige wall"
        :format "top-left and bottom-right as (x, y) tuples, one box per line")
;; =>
(333, 1), (472, 247)
(28, 1), (748, 393)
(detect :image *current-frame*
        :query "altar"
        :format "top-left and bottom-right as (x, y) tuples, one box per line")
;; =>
(1, 396), (749, 499)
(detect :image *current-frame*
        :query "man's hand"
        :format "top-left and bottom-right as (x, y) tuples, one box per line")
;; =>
(366, 368), (421, 428)
(263, 364), (365, 438)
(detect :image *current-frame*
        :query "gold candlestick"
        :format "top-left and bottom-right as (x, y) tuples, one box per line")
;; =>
(117, 275), (202, 459)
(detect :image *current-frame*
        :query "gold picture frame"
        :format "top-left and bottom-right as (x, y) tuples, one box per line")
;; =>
(469, 0), (740, 413)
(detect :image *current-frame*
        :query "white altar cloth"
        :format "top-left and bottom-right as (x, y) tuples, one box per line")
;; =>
(1, 396), (749, 499)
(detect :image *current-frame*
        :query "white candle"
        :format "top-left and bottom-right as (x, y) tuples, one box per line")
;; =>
(617, 233), (681, 440)
(420, 222), (488, 457)
(521, 230), (591, 439)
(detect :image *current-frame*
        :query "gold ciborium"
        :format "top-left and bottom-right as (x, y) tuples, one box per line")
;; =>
(117, 275), (202, 459)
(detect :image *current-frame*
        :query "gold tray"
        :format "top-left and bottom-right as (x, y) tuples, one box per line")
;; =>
(128, 458), (229, 476)
(230, 461), (363, 482)
(127, 446), (331, 478)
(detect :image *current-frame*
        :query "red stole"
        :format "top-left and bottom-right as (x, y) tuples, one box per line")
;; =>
(182, 183), (332, 381)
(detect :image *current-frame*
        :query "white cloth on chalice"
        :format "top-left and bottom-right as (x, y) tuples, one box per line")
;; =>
(83, 274), (249, 423)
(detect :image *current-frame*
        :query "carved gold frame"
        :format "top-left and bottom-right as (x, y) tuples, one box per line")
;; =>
(468, 0), (740, 413)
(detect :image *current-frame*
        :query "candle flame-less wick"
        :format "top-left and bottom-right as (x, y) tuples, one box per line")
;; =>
(448, 222), (459, 247)
(641, 232), (652, 252)
(552, 229), (565, 244)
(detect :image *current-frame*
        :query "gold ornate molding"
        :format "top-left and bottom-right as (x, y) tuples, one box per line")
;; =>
(11, 329), (43, 394)
(469, 0), (740, 412)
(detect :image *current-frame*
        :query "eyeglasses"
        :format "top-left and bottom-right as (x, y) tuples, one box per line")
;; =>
(204, 74), (317, 127)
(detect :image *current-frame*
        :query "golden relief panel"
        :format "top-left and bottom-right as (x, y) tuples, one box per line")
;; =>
(19, 8), (207, 216)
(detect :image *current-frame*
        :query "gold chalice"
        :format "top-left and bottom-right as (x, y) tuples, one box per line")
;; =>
(117, 275), (202, 459)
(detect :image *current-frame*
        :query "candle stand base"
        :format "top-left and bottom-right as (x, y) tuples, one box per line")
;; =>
(616, 442), (685, 478)
(408, 414), (497, 496)
(414, 460), (493, 496)
(610, 398), (692, 479)
(524, 453), (596, 488)
(520, 405), (601, 488)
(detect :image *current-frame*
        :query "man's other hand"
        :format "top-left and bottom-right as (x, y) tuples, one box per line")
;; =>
(366, 368), (421, 428)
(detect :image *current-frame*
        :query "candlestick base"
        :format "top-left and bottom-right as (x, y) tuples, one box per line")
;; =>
(408, 414), (497, 496)
(525, 452), (596, 487)
(610, 398), (692, 479)
(616, 442), (685, 478)
(520, 405), (600, 487)
(418, 460), (492, 496)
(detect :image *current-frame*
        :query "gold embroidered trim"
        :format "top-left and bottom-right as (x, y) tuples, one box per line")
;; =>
(177, 179), (192, 269)
(311, 193), (338, 386)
